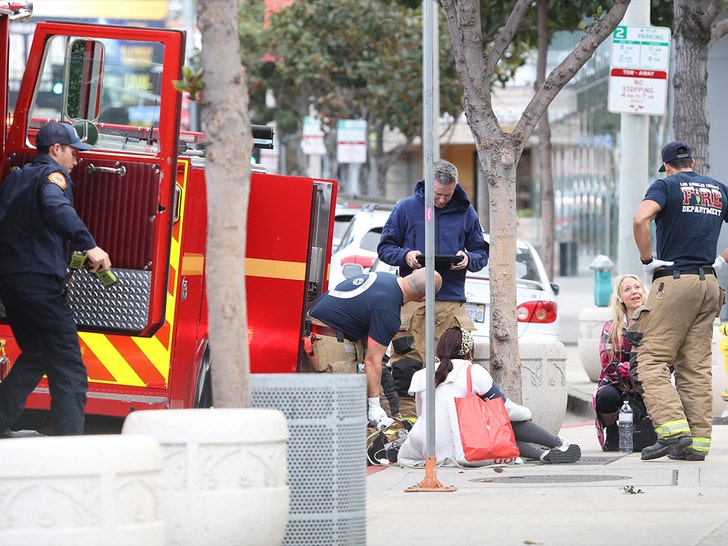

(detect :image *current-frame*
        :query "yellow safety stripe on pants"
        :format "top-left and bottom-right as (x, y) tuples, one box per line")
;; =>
(689, 437), (711, 454)
(655, 419), (691, 439)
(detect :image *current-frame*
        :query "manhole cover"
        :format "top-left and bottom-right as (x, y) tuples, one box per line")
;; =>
(472, 474), (632, 483)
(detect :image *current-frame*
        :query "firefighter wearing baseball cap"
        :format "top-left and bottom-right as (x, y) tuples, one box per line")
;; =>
(630, 140), (728, 461)
(0, 122), (111, 436)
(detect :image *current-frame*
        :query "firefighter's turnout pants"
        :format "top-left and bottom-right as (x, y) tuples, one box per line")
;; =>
(627, 268), (724, 457)
(391, 300), (475, 364)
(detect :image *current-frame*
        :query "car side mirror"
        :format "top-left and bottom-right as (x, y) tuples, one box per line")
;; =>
(342, 263), (365, 279)
(551, 282), (560, 296)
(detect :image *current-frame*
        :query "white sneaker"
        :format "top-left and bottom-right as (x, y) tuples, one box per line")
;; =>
(543, 438), (581, 464)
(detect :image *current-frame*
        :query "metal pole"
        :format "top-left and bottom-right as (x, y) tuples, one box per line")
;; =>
(423, 0), (437, 460)
(405, 0), (455, 492)
(617, 0), (650, 276)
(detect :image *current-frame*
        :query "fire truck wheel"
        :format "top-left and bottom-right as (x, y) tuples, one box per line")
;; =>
(193, 346), (212, 408)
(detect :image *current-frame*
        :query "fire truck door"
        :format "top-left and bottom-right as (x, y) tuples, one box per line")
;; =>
(0, 22), (185, 337)
(246, 174), (336, 373)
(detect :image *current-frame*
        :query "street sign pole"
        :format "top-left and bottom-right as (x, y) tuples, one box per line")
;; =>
(404, 0), (455, 493)
(612, 1), (659, 277)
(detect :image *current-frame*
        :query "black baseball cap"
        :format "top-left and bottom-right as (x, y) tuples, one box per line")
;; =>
(36, 122), (94, 150)
(659, 141), (691, 172)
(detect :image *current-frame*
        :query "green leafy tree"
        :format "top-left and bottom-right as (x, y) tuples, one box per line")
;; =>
(238, 0), (464, 193)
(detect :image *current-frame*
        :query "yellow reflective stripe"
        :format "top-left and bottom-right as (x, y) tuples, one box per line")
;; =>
(79, 332), (146, 387)
(246, 257), (306, 281)
(690, 437), (711, 453)
(655, 419), (690, 439)
(182, 253), (204, 275)
(133, 335), (172, 379)
(164, 163), (188, 336)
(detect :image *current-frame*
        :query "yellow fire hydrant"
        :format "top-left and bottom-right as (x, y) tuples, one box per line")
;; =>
(718, 323), (728, 401)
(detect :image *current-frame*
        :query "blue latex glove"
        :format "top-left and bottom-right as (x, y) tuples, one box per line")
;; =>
(643, 258), (674, 275)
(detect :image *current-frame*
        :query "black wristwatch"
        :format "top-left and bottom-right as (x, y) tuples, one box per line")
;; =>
(640, 257), (653, 265)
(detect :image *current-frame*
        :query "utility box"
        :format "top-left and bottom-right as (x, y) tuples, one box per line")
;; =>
(590, 255), (615, 307)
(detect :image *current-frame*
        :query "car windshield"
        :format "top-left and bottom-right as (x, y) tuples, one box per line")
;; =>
(360, 228), (383, 253)
(469, 246), (541, 283)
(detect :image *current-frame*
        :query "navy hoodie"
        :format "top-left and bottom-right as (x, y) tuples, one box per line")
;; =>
(377, 179), (488, 301)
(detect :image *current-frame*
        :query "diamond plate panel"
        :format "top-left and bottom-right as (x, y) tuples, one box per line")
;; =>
(66, 268), (151, 332)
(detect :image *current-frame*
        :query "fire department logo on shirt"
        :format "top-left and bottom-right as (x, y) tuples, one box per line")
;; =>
(48, 172), (66, 189)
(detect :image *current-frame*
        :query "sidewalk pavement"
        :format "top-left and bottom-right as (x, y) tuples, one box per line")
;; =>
(366, 274), (728, 546)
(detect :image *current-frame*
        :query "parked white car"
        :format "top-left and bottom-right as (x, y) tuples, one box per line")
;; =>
(328, 205), (394, 289)
(465, 235), (560, 343)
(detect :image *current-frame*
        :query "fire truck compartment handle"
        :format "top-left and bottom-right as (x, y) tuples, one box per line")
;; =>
(87, 163), (126, 177)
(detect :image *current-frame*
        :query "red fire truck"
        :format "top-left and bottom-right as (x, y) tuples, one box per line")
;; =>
(0, 4), (337, 417)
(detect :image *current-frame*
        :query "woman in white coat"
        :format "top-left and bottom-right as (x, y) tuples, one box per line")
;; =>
(397, 327), (581, 466)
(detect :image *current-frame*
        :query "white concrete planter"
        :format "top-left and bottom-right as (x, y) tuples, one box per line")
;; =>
(578, 306), (611, 382)
(122, 408), (289, 546)
(0, 435), (164, 546)
(473, 340), (567, 434)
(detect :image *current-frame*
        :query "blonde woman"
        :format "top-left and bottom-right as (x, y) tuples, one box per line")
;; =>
(593, 274), (656, 451)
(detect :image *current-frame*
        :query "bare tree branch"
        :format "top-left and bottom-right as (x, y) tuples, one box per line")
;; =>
(512, 0), (630, 140)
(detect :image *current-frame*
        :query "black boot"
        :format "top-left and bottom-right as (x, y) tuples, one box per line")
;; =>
(641, 436), (692, 461)
(602, 424), (619, 452)
(667, 446), (705, 461)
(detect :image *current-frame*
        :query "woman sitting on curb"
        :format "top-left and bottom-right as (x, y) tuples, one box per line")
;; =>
(593, 274), (656, 451)
(397, 326), (581, 466)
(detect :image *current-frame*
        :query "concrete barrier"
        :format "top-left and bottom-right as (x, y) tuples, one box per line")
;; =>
(122, 408), (289, 546)
(473, 340), (567, 435)
(577, 306), (611, 382)
(0, 435), (164, 545)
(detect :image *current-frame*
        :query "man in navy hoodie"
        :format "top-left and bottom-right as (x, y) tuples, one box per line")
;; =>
(377, 159), (489, 417)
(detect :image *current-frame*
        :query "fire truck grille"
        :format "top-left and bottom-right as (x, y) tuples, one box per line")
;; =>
(66, 268), (151, 333)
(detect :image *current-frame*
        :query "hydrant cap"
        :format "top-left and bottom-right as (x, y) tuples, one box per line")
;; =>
(589, 254), (614, 271)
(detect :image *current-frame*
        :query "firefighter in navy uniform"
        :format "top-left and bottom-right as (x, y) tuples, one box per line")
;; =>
(0, 122), (111, 436)
(630, 141), (728, 461)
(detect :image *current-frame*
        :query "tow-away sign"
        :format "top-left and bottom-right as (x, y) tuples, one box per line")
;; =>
(608, 25), (671, 116)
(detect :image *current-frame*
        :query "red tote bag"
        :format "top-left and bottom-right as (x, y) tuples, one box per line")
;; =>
(455, 364), (520, 463)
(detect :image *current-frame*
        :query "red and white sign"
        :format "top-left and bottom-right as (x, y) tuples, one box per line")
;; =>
(607, 68), (668, 115)
(336, 119), (367, 164)
(301, 116), (326, 156)
(608, 25), (670, 116)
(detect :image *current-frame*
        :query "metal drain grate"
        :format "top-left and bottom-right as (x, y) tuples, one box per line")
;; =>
(575, 455), (626, 465)
(472, 474), (632, 483)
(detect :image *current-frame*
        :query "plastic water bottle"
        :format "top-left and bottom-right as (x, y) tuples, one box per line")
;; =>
(618, 397), (634, 453)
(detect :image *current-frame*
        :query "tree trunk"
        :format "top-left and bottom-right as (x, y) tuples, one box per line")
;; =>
(483, 137), (523, 401)
(673, 0), (714, 174)
(536, 0), (555, 279)
(197, 0), (253, 408)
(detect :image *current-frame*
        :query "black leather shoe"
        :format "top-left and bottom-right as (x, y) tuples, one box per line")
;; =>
(667, 446), (705, 461)
(641, 436), (692, 460)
